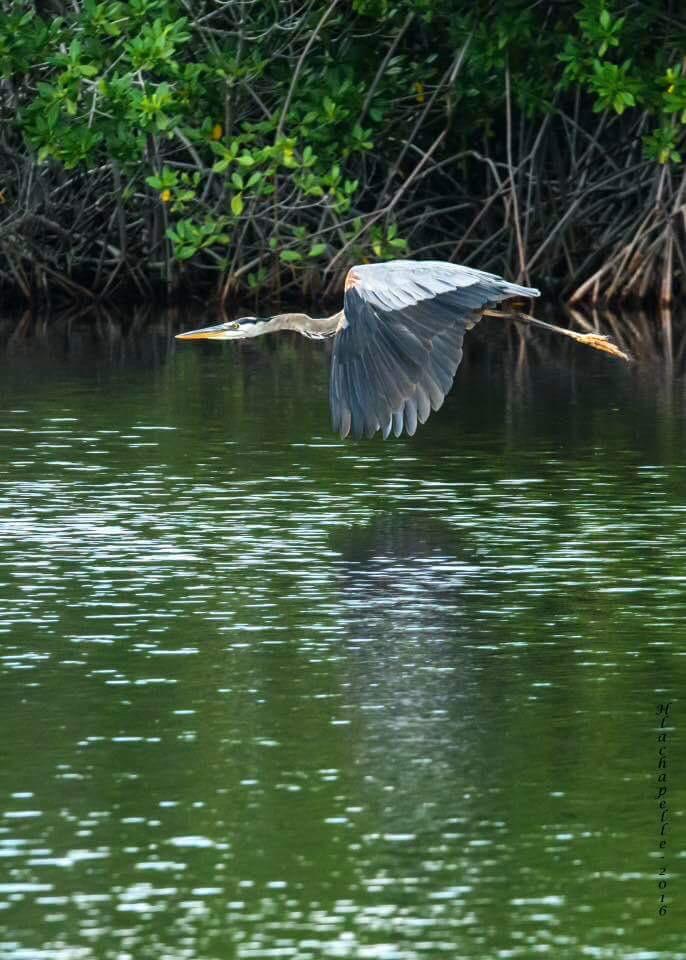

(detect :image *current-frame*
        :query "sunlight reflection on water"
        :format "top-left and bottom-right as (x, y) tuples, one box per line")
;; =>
(0, 329), (685, 959)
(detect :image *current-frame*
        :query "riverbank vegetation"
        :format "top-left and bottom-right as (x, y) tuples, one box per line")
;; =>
(1, 0), (684, 307)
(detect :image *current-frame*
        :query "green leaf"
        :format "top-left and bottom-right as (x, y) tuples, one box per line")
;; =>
(308, 243), (327, 257)
(231, 193), (244, 216)
(280, 250), (302, 263)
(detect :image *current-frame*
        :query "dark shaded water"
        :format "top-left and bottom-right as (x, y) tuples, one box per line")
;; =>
(0, 314), (684, 959)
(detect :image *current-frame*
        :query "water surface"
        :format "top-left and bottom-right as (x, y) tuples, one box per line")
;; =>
(0, 313), (684, 959)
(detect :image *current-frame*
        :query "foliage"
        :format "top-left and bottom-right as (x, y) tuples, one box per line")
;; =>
(0, 0), (684, 304)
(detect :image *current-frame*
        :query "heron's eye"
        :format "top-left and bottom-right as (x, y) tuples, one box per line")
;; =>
(231, 321), (240, 330)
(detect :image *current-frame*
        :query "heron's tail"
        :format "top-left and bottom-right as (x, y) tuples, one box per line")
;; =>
(500, 280), (540, 299)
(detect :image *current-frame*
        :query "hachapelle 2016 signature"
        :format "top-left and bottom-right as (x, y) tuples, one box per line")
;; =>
(656, 701), (672, 917)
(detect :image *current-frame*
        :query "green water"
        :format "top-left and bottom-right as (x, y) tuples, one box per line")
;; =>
(0, 314), (684, 959)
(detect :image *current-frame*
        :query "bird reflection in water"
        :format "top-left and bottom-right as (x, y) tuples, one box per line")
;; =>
(331, 511), (475, 607)
(327, 513), (485, 828)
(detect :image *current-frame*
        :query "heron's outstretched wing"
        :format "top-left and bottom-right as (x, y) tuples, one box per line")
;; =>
(329, 260), (539, 439)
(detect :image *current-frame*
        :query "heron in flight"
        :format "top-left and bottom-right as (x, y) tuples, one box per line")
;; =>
(176, 259), (628, 439)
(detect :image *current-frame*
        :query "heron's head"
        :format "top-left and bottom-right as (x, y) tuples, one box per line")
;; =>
(175, 316), (273, 341)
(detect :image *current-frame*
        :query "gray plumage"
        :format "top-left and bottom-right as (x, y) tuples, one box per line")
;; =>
(330, 260), (539, 439)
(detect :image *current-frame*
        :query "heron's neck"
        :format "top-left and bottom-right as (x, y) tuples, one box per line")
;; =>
(274, 311), (342, 340)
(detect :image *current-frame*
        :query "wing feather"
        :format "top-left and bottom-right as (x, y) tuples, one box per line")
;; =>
(414, 383), (432, 423)
(330, 260), (539, 438)
(404, 397), (418, 437)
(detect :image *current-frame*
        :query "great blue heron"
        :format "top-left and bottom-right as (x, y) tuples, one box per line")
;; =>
(176, 259), (628, 439)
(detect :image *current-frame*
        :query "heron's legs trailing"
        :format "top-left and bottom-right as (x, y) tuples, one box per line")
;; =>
(484, 309), (631, 362)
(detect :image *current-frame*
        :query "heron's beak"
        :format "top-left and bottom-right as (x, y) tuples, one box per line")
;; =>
(175, 321), (235, 341)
